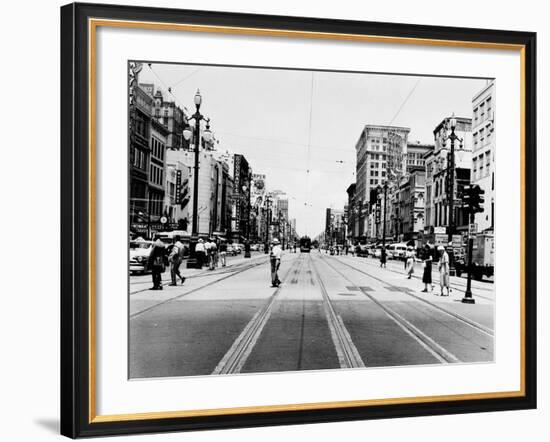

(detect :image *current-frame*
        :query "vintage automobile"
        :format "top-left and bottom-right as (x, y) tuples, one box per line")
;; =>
(129, 239), (154, 274)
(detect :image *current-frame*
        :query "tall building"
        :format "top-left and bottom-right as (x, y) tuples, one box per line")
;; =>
(354, 125), (410, 237)
(424, 116), (473, 238)
(166, 149), (229, 236)
(129, 84), (152, 232)
(471, 81), (495, 232)
(141, 84), (189, 151)
(233, 154), (251, 242)
(345, 183), (356, 242)
(325, 208), (345, 246)
(148, 119), (169, 222)
(396, 168), (426, 242)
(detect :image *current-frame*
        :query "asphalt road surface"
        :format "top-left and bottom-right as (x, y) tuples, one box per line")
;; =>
(129, 250), (494, 378)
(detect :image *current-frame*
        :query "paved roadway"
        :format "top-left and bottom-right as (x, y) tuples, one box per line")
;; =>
(129, 250), (494, 378)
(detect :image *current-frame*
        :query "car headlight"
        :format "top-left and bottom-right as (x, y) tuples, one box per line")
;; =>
(136, 256), (143, 262)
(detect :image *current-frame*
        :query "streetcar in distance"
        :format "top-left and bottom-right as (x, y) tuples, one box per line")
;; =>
(299, 236), (312, 253)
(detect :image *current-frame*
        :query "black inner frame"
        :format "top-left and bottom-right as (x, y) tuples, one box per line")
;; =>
(60, 2), (537, 438)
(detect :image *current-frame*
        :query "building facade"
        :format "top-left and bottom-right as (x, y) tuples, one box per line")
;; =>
(129, 84), (153, 233)
(471, 81), (495, 232)
(233, 154), (251, 242)
(354, 125), (411, 238)
(424, 116), (473, 239)
(148, 118), (169, 222)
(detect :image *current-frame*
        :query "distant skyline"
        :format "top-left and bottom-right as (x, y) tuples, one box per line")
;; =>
(137, 63), (488, 237)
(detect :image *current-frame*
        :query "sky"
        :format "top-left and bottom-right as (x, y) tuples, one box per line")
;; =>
(137, 62), (488, 237)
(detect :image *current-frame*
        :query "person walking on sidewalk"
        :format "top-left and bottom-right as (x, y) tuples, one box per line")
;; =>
(195, 238), (206, 268)
(147, 237), (166, 290)
(437, 245), (451, 296)
(421, 244), (434, 292)
(270, 238), (283, 287)
(380, 246), (387, 268)
(207, 237), (218, 270)
(168, 235), (185, 286)
(219, 240), (227, 267)
(405, 246), (415, 279)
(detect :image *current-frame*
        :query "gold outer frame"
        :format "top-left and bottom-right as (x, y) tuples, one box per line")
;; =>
(87, 18), (527, 424)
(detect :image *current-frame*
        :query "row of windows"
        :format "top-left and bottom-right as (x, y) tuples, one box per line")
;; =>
(370, 170), (387, 177)
(150, 164), (164, 186)
(131, 147), (146, 170)
(369, 137), (388, 144)
(369, 153), (386, 160)
(370, 161), (387, 169)
(151, 136), (165, 161)
(473, 123), (493, 148)
(472, 150), (493, 180)
(370, 144), (387, 152)
(474, 96), (493, 124)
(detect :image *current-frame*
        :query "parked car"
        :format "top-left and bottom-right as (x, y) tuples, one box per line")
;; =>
(357, 244), (370, 257)
(250, 243), (260, 251)
(129, 239), (154, 274)
(387, 243), (408, 260)
(228, 244), (241, 255)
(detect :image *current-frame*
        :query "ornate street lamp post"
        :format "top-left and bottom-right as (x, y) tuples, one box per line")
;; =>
(242, 175), (252, 258)
(182, 89), (212, 268)
(442, 114), (463, 275)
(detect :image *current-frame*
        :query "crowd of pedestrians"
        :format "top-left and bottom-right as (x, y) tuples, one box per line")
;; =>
(146, 235), (238, 291)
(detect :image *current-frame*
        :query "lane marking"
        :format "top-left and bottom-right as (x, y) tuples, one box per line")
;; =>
(342, 255), (493, 295)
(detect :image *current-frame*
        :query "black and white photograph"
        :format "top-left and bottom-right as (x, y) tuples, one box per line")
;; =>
(128, 62), (496, 379)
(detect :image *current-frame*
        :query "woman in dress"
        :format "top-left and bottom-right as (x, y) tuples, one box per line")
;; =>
(380, 246), (387, 268)
(421, 244), (434, 292)
(437, 245), (451, 296)
(405, 246), (415, 279)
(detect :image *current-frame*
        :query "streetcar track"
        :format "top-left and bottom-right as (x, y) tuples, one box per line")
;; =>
(212, 255), (303, 375)
(324, 255), (494, 337)
(130, 257), (271, 319)
(309, 255), (365, 369)
(318, 255), (461, 364)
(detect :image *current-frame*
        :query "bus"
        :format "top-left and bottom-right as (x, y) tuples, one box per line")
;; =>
(299, 236), (312, 253)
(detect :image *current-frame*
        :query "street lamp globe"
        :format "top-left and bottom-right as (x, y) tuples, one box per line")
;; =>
(203, 125), (213, 142)
(182, 125), (192, 141)
(187, 117), (196, 128)
(450, 115), (457, 129)
(194, 89), (202, 107)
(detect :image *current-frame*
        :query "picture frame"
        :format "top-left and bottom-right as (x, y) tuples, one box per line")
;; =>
(60, 2), (537, 438)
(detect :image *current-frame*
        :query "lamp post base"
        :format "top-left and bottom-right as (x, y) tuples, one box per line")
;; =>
(461, 295), (476, 304)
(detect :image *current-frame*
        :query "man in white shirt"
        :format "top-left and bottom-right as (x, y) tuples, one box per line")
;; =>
(270, 238), (283, 287)
(194, 238), (206, 268)
(168, 235), (186, 285)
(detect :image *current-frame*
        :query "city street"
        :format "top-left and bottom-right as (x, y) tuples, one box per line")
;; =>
(130, 250), (494, 378)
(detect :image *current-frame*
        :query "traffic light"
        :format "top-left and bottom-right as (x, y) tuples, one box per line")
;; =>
(461, 184), (485, 214)
(471, 185), (485, 213)
(462, 184), (472, 208)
